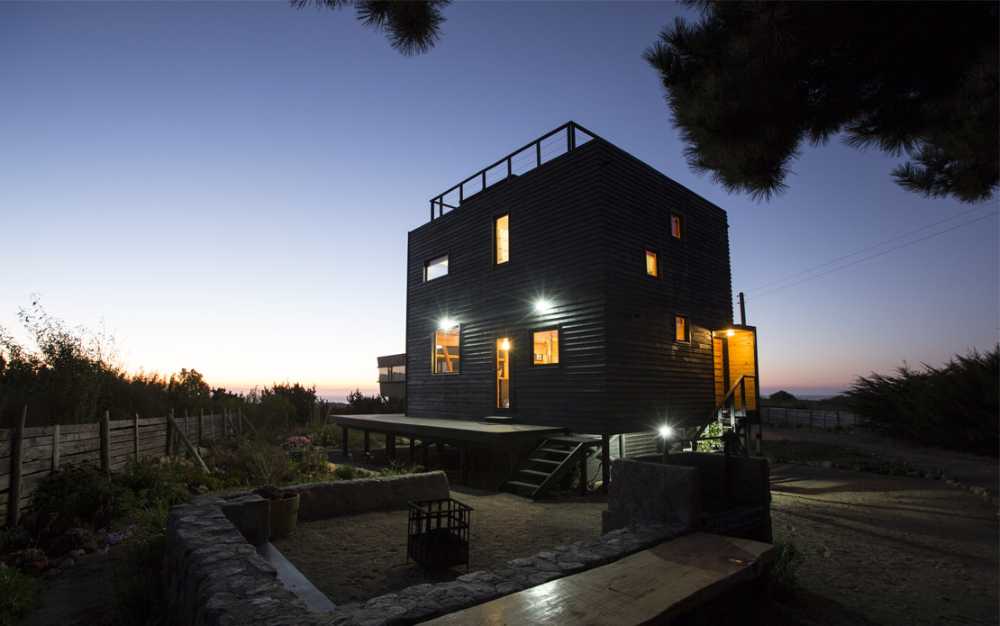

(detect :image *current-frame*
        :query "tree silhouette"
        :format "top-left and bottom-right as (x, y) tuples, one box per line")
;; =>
(645, 1), (998, 203)
(290, 0), (449, 56)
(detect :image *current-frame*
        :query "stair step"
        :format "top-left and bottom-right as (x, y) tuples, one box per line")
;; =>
(539, 447), (573, 455)
(529, 458), (561, 466)
(506, 480), (541, 491)
(519, 469), (550, 478)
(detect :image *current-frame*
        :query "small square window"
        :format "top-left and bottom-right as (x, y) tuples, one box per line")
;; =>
(424, 255), (448, 282)
(675, 315), (689, 342)
(671, 214), (683, 239)
(645, 249), (659, 278)
(532, 329), (560, 365)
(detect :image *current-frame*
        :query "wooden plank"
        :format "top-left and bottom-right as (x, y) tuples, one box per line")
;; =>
(6, 406), (26, 527)
(424, 533), (776, 626)
(52, 424), (60, 471)
(165, 413), (210, 473)
(100, 411), (110, 472)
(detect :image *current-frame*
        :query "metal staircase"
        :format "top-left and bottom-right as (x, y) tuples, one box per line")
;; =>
(503, 435), (601, 498)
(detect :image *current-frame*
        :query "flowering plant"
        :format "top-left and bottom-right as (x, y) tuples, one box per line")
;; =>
(283, 435), (312, 449)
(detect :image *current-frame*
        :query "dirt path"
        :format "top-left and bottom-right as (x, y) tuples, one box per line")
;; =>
(22, 552), (113, 626)
(771, 463), (999, 626)
(273, 487), (607, 606)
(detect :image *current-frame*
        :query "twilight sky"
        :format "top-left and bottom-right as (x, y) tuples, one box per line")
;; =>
(2, 2), (997, 399)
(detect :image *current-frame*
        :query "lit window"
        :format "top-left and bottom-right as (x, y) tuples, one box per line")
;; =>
(424, 255), (448, 282)
(675, 315), (689, 342)
(532, 329), (559, 365)
(433, 326), (460, 374)
(495, 214), (509, 265)
(645, 249), (659, 277)
(671, 214), (683, 239)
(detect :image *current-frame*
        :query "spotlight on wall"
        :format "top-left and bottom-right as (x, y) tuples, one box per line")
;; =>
(725, 329), (736, 337)
(534, 298), (554, 315)
(438, 318), (458, 330)
(657, 424), (674, 440)
(500, 338), (511, 351)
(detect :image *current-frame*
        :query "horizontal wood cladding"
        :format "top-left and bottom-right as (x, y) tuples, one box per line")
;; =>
(407, 141), (609, 431)
(406, 136), (734, 435)
(600, 140), (732, 431)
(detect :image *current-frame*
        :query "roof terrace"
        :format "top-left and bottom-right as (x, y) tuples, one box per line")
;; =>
(428, 121), (600, 222)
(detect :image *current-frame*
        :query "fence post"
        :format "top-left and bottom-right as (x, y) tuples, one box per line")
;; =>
(52, 423), (61, 471)
(100, 410), (111, 473)
(134, 413), (140, 459)
(198, 409), (204, 446)
(7, 405), (27, 527)
(167, 409), (175, 456)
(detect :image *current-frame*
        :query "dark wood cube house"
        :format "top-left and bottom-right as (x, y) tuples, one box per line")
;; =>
(337, 122), (760, 495)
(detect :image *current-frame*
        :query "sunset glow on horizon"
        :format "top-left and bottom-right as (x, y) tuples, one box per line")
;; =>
(2, 2), (996, 402)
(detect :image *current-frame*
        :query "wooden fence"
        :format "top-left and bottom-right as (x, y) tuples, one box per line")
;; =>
(1, 408), (246, 528)
(761, 406), (861, 430)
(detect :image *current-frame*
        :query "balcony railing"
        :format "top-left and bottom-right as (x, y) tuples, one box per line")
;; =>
(428, 121), (600, 222)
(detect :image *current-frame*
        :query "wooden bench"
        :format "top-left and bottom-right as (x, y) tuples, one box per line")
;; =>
(421, 532), (776, 625)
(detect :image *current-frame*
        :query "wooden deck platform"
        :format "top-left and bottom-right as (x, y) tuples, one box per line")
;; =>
(422, 532), (776, 626)
(330, 414), (565, 446)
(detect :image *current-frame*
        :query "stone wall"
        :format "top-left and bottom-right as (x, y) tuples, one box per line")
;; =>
(287, 471), (450, 522)
(164, 471), (450, 626)
(601, 459), (701, 533)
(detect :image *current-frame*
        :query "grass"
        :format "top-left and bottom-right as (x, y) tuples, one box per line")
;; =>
(762, 439), (930, 477)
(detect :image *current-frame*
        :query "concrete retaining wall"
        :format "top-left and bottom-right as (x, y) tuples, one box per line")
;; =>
(602, 459), (701, 533)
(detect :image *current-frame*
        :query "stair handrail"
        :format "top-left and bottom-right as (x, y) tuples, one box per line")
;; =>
(716, 374), (757, 417)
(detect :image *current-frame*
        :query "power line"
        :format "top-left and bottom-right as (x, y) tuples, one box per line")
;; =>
(751, 210), (998, 299)
(748, 205), (987, 293)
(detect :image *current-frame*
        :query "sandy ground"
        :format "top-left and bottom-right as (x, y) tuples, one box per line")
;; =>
(272, 487), (607, 605)
(771, 463), (999, 626)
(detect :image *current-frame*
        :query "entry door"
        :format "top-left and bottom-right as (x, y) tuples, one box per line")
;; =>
(496, 337), (511, 410)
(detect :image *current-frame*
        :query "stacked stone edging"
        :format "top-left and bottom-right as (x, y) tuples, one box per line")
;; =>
(165, 495), (327, 626)
(286, 471), (450, 521)
(165, 471), (450, 626)
(326, 522), (686, 626)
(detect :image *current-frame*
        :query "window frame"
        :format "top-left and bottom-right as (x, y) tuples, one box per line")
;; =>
(431, 325), (461, 375)
(670, 213), (684, 240)
(644, 248), (660, 279)
(493, 212), (510, 266)
(530, 326), (562, 368)
(674, 314), (690, 343)
(423, 254), (450, 283)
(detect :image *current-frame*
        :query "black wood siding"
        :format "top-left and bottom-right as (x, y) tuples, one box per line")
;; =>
(405, 136), (732, 434)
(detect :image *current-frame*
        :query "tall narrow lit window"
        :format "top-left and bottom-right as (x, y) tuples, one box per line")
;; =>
(495, 214), (509, 265)
(532, 329), (559, 365)
(671, 214), (683, 239)
(432, 326), (460, 374)
(424, 255), (449, 282)
(645, 249), (659, 277)
(675, 315), (689, 342)
(496, 337), (511, 409)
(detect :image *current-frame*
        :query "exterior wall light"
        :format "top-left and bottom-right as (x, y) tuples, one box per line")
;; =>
(726, 329), (736, 337)
(657, 424), (673, 440)
(500, 337), (511, 351)
(438, 318), (458, 330)
(534, 298), (554, 315)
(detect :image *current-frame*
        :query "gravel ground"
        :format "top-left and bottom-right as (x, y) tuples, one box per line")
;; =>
(272, 487), (607, 605)
(771, 462), (999, 626)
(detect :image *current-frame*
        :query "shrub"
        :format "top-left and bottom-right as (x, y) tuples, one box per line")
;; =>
(295, 446), (331, 478)
(377, 462), (424, 477)
(207, 440), (292, 485)
(0, 566), (39, 626)
(30, 463), (121, 529)
(110, 534), (166, 626)
(333, 464), (361, 480)
(764, 543), (802, 600)
(847, 346), (999, 455)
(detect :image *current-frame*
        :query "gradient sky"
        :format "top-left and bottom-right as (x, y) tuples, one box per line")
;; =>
(2, 2), (997, 400)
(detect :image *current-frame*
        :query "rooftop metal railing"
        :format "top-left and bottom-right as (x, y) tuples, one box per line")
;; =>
(428, 121), (600, 222)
